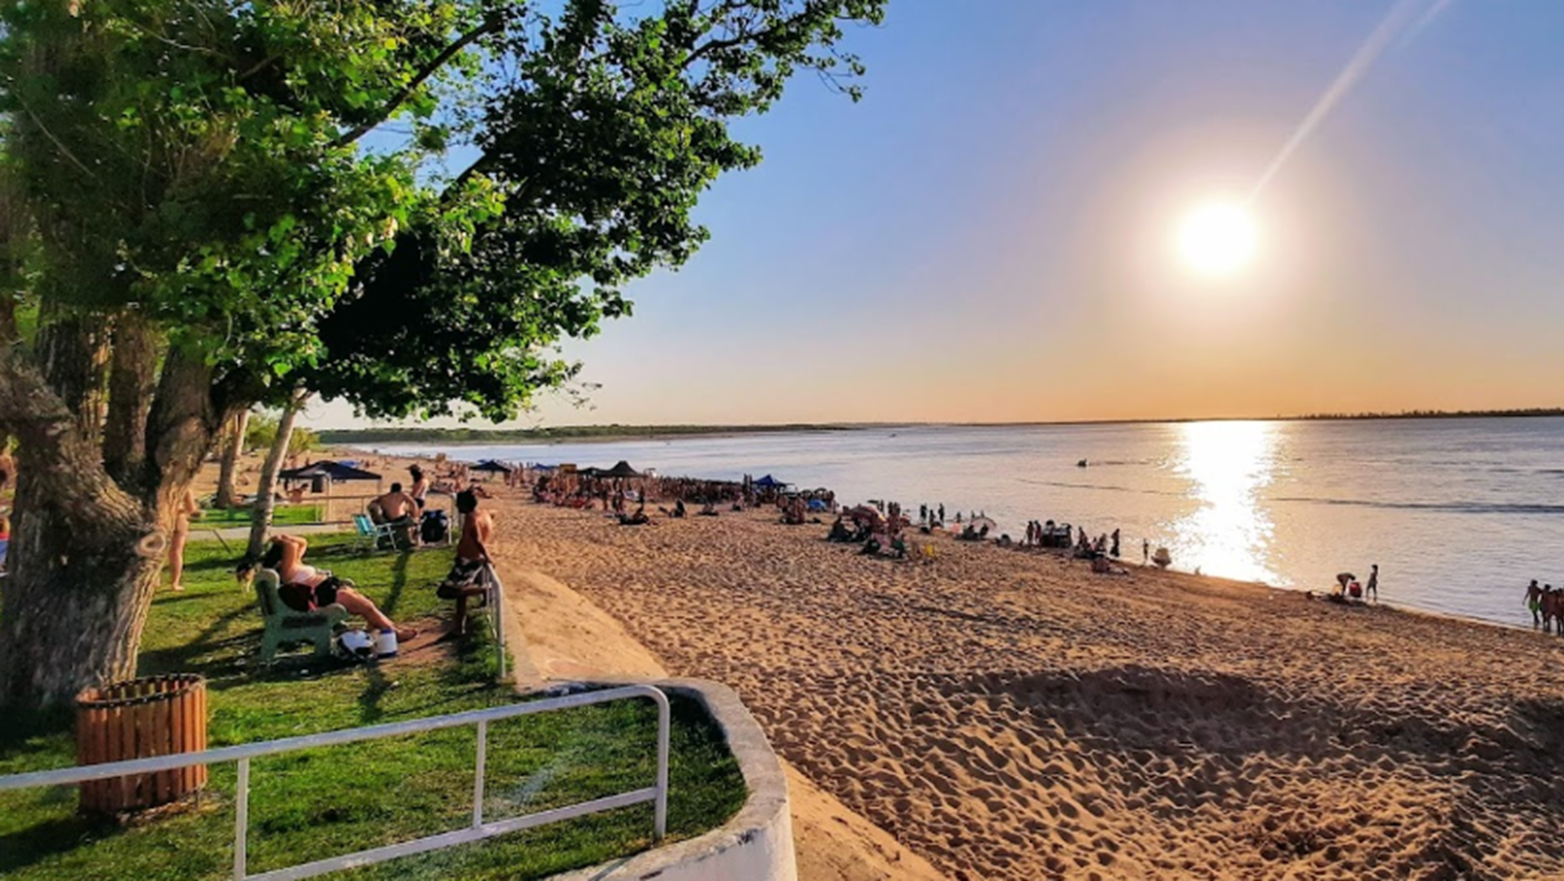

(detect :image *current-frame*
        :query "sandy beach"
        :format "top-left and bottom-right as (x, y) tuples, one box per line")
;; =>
(473, 484), (1564, 881)
(208, 451), (1564, 879)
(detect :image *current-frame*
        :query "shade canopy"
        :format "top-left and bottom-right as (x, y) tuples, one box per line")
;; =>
(279, 460), (381, 482)
(471, 460), (514, 473)
(753, 474), (787, 488)
(598, 460), (641, 479)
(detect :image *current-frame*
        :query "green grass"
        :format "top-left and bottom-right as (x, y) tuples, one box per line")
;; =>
(192, 505), (322, 526)
(0, 534), (746, 880)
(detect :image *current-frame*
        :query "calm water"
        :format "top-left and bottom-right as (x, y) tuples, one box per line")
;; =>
(377, 418), (1564, 629)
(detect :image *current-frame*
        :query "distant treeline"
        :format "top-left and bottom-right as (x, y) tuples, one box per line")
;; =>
(318, 423), (855, 445)
(1293, 408), (1564, 421)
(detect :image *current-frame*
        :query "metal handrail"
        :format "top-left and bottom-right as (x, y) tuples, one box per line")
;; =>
(0, 684), (671, 881)
(480, 560), (506, 681)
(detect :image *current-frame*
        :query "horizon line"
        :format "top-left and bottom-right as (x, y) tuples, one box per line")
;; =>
(317, 406), (1564, 435)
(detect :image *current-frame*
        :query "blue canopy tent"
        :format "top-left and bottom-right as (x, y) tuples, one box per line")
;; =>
(753, 474), (787, 488)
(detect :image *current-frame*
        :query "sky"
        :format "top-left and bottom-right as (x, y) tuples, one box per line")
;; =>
(304, 0), (1564, 429)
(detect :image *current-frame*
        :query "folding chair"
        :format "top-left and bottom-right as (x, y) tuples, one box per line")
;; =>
(352, 512), (398, 552)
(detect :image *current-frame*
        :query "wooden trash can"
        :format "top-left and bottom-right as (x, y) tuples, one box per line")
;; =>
(76, 674), (208, 814)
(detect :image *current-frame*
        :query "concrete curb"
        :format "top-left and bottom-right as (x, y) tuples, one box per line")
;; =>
(549, 676), (798, 881)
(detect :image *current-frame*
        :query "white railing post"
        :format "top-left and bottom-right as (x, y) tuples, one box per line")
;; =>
(654, 690), (670, 840)
(473, 720), (488, 828)
(235, 757), (250, 881)
(481, 563), (506, 682)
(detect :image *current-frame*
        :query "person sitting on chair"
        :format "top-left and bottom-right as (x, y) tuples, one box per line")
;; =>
(249, 534), (415, 641)
(372, 483), (419, 546)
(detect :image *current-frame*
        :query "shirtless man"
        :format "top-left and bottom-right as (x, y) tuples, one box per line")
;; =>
(1526, 579), (1543, 629)
(439, 490), (494, 634)
(373, 482), (418, 546)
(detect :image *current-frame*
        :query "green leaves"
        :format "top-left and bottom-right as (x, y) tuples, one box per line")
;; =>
(1, 0), (885, 423)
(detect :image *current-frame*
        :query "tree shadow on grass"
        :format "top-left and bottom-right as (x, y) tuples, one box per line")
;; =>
(0, 813), (119, 876)
(356, 661), (392, 725)
(381, 551), (411, 617)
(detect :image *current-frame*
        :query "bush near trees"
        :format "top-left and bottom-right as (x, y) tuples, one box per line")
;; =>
(0, 0), (885, 708)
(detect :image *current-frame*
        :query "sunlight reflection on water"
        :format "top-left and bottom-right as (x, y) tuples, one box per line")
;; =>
(1167, 421), (1283, 584)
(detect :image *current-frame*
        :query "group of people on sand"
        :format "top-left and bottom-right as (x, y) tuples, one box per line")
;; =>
(1311, 565), (1380, 606)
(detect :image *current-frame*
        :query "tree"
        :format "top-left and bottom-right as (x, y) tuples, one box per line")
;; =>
(245, 414), (280, 456)
(0, 0), (885, 708)
(248, 391), (308, 559)
(213, 409), (250, 509)
(288, 426), (319, 460)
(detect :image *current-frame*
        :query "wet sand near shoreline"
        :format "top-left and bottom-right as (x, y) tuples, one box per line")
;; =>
(487, 491), (1564, 881)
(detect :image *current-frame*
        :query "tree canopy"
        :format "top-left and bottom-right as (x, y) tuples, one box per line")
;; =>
(3, 0), (886, 420)
(0, 0), (886, 708)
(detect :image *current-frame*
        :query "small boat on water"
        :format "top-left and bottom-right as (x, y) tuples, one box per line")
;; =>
(1077, 459), (1088, 468)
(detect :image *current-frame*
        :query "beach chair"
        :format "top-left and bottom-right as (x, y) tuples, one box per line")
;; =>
(253, 568), (348, 663)
(352, 512), (398, 552)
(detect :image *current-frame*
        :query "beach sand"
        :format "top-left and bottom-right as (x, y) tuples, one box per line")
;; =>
(204, 451), (1564, 878)
(481, 491), (1564, 881)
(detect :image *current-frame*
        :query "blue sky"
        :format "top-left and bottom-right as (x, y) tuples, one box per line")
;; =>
(306, 0), (1564, 428)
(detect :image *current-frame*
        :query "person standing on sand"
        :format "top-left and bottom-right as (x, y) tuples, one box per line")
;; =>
(1142, 538), (1149, 566)
(1365, 564), (1379, 604)
(1526, 579), (1543, 628)
(1110, 528), (1121, 558)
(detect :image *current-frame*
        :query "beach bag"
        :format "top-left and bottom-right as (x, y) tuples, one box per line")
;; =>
(420, 510), (449, 544)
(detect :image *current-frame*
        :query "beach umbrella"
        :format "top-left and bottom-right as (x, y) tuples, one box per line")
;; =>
(846, 505), (885, 526)
(471, 460), (513, 474)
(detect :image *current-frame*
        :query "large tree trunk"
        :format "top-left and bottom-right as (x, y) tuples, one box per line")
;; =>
(0, 339), (157, 708)
(0, 341), (221, 709)
(247, 392), (307, 559)
(214, 409), (249, 509)
(36, 310), (111, 443)
(103, 312), (159, 489)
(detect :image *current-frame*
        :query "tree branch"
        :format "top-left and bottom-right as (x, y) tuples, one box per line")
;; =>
(330, 18), (502, 150)
(0, 341), (147, 536)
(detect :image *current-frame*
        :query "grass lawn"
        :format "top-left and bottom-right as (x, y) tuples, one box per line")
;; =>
(0, 535), (746, 880)
(193, 505), (323, 526)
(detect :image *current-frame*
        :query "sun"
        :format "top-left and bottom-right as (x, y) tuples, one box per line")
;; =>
(1177, 202), (1257, 276)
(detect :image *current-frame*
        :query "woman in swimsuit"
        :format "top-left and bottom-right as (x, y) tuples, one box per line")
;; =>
(261, 534), (416, 641)
(409, 465), (430, 511)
